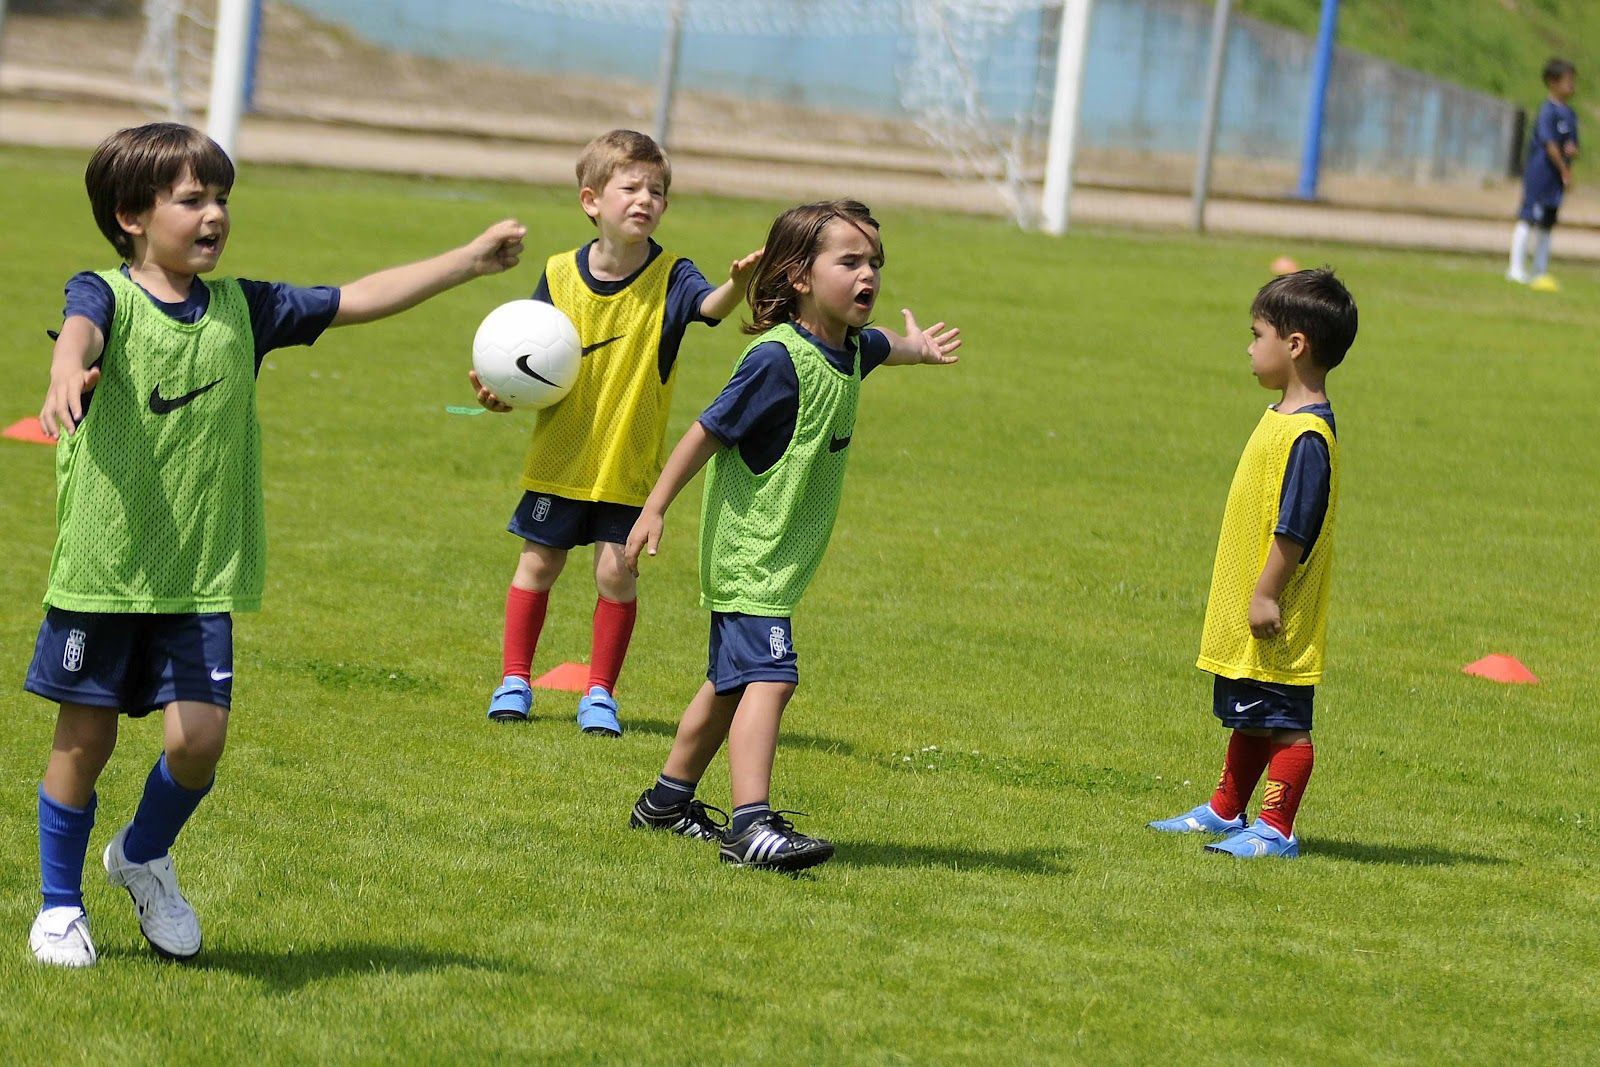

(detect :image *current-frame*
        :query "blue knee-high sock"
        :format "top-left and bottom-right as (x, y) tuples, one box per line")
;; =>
(39, 787), (96, 910)
(122, 755), (212, 864)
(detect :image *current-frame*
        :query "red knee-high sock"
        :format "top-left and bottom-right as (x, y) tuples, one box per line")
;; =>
(588, 596), (638, 693)
(502, 586), (550, 682)
(1258, 741), (1315, 836)
(1208, 730), (1274, 820)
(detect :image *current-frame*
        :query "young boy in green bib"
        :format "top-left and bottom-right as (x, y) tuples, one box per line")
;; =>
(622, 200), (961, 872)
(25, 122), (525, 966)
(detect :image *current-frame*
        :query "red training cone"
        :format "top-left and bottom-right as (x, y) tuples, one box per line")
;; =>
(1462, 654), (1538, 685)
(532, 662), (590, 692)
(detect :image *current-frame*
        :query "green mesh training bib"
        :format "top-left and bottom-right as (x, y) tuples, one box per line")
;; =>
(45, 270), (265, 613)
(699, 323), (860, 615)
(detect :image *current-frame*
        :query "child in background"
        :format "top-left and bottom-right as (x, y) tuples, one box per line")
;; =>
(26, 122), (525, 966)
(471, 129), (761, 735)
(1149, 268), (1357, 858)
(1508, 59), (1579, 290)
(623, 200), (960, 871)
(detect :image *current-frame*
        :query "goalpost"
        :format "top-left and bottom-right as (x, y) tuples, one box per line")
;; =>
(185, 0), (1096, 230)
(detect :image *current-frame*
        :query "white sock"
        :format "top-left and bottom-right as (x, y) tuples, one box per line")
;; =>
(1531, 227), (1553, 277)
(1509, 221), (1531, 278)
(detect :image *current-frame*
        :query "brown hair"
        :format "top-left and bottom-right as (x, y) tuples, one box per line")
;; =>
(744, 200), (882, 336)
(85, 123), (234, 260)
(575, 129), (671, 207)
(1251, 266), (1358, 370)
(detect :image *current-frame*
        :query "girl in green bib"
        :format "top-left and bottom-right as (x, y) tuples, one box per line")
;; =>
(622, 200), (961, 872)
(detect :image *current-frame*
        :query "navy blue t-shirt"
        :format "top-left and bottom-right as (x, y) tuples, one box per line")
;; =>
(532, 239), (717, 384)
(699, 323), (892, 475)
(63, 267), (341, 373)
(1276, 403), (1336, 561)
(1524, 99), (1579, 204)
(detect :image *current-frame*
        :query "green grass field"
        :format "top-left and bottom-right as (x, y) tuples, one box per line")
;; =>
(1, 144), (1597, 1062)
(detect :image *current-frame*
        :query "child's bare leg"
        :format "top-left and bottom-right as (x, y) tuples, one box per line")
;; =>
(727, 681), (795, 810)
(42, 704), (119, 808)
(163, 700), (228, 788)
(662, 681), (740, 783)
(513, 540), (566, 591)
(118, 700), (228, 866)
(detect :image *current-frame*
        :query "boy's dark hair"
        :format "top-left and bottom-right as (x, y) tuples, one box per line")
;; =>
(745, 199), (882, 336)
(85, 123), (234, 260)
(1250, 267), (1357, 370)
(1543, 58), (1576, 86)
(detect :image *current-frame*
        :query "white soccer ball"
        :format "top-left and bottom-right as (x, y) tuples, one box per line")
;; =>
(471, 300), (582, 409)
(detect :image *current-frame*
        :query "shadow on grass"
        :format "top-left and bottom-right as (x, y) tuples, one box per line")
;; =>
(1310, 839), (1506, 866)
(834, 840), (1067, 875)
(188, 942), (509, 990)
(623, 717), (856, 757)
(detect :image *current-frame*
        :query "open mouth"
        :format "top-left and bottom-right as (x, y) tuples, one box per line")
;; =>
(196, 235), (221, 253)
(852, 288), (876, 310)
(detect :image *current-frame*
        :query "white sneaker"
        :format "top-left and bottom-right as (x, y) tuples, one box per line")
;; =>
(103, 825), (202, 960)
(30, 906), (97, 967)
(1505, 270), (1530, 284)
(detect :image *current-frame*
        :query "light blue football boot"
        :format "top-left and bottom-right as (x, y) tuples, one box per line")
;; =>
(486, 676), (533, 723)
(1148, 803), (1246, 835)
(1204, 819), (1299, 858)
(576, 686), (621, 737)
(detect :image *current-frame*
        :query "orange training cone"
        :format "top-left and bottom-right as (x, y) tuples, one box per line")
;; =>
(1462, 654), (1538, 685)
(3, 418), (54, 445)
(532, 662), (590, 692)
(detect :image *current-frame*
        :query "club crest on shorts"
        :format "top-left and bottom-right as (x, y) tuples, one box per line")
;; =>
(532, 496), (551, 522)
(63, 628), (87, 673)
(768, 626), (788, 660)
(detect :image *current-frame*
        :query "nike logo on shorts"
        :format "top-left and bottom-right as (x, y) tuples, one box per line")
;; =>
(210, 668), (233, 682)
(1233, 699), (1264, 713)
(149, 377), (224, 415)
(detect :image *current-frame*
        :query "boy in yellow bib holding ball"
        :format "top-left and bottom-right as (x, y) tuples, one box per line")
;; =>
(1149, 268), (1357, 858)
(471, 130), (761, 734)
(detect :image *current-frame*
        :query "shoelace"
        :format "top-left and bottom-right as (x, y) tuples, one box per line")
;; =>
(759, 810), (813, 837)
(686, 800), (730, 832)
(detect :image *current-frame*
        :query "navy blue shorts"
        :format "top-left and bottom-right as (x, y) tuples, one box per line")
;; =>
(1518, 195), (1561, 228)
(1212, 674), (1314, 732)
(508, 491), (641, 549)
(707, 612), (798, 695)
(24, 609), (234, 716)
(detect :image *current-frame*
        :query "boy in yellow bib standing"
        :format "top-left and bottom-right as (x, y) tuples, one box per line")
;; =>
(1149, 268), (1357, 858)
(471, 130), (760, 734)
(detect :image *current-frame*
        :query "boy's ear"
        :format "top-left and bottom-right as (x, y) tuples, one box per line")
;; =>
(114, 209), (145, 239)
(579, 186), (601, 221)
(1287, 331), (1310, 359)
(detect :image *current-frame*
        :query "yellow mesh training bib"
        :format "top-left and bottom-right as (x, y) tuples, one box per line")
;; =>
(519, 247), (678, 505)
(1197, 407), (1340, 685)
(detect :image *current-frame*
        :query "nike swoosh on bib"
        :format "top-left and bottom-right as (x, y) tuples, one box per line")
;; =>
(828, 433), (852, 453)
(148, 377), (225, 415)
(581, 335), (624, 357)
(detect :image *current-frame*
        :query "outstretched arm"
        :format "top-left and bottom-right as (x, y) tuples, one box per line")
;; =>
(624, 421), (724, 575)
(332, 219), (526, 327)
(878, 307), (962, 366)
(39, 317), (105, 438)
(699, 247), (764, 322)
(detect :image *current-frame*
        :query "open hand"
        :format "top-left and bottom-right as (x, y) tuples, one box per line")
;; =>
(39, 365), (101, 438)
(468, 369), (513, 412)
(901, 308), (962, 365)
(729, 247), (764, 291)
(468, 219), (526, 276)
(623, 511), (664, 576)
